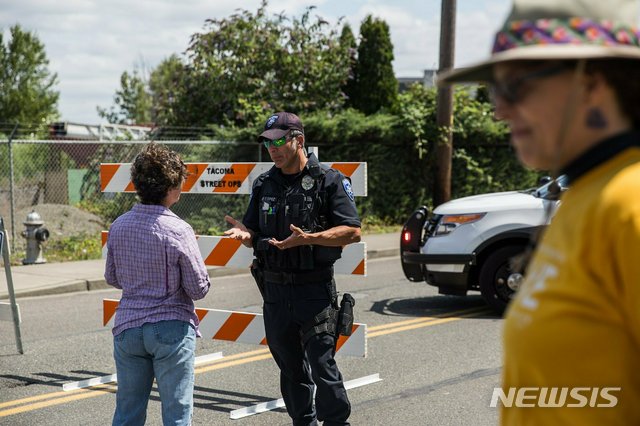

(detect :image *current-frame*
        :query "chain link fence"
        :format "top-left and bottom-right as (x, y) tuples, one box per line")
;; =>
(0, 122), (264, 262)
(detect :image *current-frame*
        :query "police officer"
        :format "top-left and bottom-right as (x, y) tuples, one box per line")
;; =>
(224, 112), (360, 425)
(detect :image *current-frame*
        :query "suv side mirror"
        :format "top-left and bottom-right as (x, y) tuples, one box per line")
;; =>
(538, 176), (552, 186)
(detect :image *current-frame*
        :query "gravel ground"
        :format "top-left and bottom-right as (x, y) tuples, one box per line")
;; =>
(9, 204), (105, 251)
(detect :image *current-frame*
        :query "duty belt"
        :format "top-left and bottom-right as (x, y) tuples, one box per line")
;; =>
(263, 268), (333, 285)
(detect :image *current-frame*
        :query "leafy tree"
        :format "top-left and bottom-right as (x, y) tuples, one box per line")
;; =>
(0, 25), (59, 128)
(101, 2), (351, 128)
(0, 24), (60, 201)
(350, 16), (398, 114)
(339, 23), (358, 105)
(148, 55), (186, 126)
(97, 68), (152, 124)
(98, 56), (187, 126)
(182, 0), (350, 127)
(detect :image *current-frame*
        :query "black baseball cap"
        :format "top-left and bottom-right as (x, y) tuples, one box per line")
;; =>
(258, 112), (304, 142)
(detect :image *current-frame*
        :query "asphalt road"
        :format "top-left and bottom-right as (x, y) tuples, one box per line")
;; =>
(0, 257), (504, 425)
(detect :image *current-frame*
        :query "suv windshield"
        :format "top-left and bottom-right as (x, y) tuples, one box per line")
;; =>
(533, 175), (569, 200)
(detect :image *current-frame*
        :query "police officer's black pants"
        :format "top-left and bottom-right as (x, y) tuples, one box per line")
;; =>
(263, 279), (351, 426)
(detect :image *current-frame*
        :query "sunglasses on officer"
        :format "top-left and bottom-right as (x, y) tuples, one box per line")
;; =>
(489, 63), (572, 105)
(263, 134), (291, 149)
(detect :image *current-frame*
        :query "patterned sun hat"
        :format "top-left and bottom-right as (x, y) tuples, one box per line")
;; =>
(440, 0), (640, 83)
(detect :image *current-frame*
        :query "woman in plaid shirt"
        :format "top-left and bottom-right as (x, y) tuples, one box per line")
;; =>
(105, 143), (211, 425)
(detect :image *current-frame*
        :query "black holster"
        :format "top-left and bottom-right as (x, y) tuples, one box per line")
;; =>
(299, 293), (356, 346)
(250, 258), (266, 299)
(300, 306), (339, 346)
(337, 293), (355, 336)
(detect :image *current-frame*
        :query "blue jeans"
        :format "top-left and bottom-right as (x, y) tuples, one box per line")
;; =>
(112, 320), (196, 426)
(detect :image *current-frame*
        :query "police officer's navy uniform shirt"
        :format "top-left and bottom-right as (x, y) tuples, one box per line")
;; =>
(243, 153), (361, 239)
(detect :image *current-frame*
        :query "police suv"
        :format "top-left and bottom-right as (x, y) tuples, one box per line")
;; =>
(400, 176), (567, 313)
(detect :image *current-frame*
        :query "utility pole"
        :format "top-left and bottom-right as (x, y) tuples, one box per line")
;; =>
(434, 0), (456, 207)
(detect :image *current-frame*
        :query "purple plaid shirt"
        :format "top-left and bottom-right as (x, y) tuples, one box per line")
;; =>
(104, 204), (211, 337)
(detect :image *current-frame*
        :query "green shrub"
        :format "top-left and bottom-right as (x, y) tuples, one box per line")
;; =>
(10, 232), (102, 265)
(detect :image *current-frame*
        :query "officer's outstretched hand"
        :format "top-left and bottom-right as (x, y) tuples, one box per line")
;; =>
(269, 224), (307, 250)
(223, 215), (253, 248)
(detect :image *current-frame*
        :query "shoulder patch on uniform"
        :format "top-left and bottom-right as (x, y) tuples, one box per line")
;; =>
(342, 178), (355, 201)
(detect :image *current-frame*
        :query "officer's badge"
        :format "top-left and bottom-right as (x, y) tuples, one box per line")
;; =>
(266, 115), (278, 128)
(302, 175), (315, 190)
(342, 178), (355, 201)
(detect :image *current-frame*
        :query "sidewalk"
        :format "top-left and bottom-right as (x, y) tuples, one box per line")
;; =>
(0, 232), (400, 299)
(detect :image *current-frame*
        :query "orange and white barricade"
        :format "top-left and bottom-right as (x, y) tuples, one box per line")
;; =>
(103, 299), (367, 358)
(100, 162), (367, 196)
(101, 231), (366, 276)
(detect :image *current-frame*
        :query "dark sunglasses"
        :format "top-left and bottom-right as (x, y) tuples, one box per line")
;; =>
(263, 135), (290, 149)
(489, 64), (571, 104)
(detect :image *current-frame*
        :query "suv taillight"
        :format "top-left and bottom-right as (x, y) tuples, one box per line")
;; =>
(401, 206), (429, 282)
(401, 206), (429, 252)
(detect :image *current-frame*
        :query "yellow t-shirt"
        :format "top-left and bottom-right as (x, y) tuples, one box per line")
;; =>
(502, 147), (640, 425)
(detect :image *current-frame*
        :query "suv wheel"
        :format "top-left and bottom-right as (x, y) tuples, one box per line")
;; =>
(479, 245), (524, 314)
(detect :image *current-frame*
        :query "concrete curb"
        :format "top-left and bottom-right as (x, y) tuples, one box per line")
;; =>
(1, 247), (400, 299)
(1, 279), (102, 300)
(367, 248), (399, 260)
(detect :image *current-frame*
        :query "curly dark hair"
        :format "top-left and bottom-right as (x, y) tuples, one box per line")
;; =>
(131, 143), (187, 205)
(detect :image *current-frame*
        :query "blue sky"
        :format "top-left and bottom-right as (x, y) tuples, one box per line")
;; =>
(0, 0), (510, 124)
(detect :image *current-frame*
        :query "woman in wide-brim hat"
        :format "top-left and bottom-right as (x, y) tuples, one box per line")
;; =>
(442, 0), (640, 424)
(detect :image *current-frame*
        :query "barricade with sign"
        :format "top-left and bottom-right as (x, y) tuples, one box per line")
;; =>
(102, 299), (366, 357)
(100, 162), (367, 196)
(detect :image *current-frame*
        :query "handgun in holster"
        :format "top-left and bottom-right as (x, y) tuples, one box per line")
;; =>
(337, 293), (355, 336)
